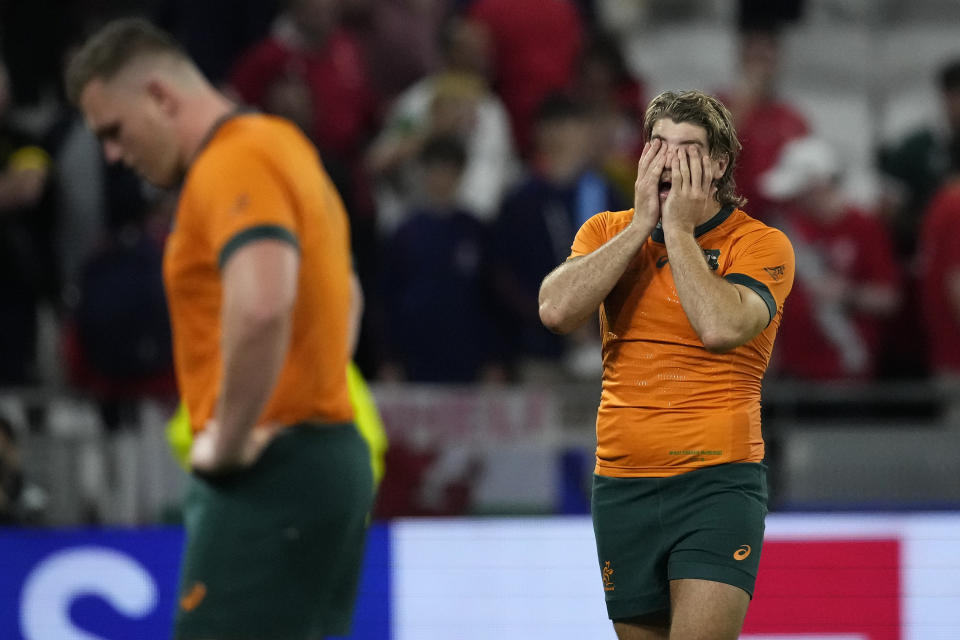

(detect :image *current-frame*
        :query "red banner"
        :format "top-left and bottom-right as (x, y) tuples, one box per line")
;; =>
(744, 539), (901, 640)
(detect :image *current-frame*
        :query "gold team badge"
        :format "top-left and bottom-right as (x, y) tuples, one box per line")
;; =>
(602, 561), (615, 591)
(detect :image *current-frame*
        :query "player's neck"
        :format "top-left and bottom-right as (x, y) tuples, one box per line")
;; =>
(697, 199), (727, 226)
(180, 91), (238, 168)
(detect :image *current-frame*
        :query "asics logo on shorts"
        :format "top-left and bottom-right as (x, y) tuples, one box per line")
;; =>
(733, 544), (751, 561)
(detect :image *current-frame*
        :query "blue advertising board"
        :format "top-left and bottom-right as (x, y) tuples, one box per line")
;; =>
(0, 525), (390, 640)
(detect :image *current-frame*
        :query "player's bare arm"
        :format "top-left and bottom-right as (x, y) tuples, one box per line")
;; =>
(539, 140), (666, 334)
(191, 239), (299, 474)
(661, 146), (769, 352)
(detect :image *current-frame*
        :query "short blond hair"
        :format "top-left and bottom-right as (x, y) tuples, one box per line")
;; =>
(643, 90), (745, 209)
(64, 18), (190, 106)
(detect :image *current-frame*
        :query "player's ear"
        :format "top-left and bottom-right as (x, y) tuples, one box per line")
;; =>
(713, 152), (730, 180)
(146, 78), (178, 117)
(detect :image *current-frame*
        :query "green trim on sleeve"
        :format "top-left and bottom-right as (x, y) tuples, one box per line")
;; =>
(218, 225), (300, 270)
(724, 273), (777, 326)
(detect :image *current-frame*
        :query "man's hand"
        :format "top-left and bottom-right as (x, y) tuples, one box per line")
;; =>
(661, 146), (717, 234)
(190, 420), (281, 476)
(630, 138), (667, 231)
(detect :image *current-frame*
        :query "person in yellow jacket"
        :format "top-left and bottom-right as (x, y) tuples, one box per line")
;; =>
(167, 361), (387, 486)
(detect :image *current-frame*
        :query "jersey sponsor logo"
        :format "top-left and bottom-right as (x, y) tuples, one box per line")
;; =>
(601, 561), (615, 591)
(656, 255), (669, 268)
(763, 264), (785, 281)
(733, 544), (752, 561)
(702, 249), (721, 271)
(180, 581), (207, 612)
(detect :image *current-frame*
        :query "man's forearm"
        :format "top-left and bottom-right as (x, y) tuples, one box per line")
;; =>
(664, 227), (756, 351)
(539, 220), (652, 334)
(214, 307), (292, 457)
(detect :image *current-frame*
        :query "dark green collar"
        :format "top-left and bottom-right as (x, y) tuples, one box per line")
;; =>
(651, 204), (734, 243)
(194, 106), (255, 161)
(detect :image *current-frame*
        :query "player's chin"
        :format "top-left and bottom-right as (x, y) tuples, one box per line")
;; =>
(143, 163), (184, 190)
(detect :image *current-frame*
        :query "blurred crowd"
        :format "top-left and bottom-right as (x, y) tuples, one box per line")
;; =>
(1, 0), (960, 429)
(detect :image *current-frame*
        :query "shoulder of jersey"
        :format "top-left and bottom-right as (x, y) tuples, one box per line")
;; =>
(227, 114), (299, 146)
(604, 209), (635, 227)
(731, 208), (776, 234)
(202, 115), (303, 165)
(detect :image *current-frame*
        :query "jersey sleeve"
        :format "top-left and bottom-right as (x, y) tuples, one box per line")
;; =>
(196, 145), (300, 270)
(569, 211), (613, 259)
(723, 227), (795, 326)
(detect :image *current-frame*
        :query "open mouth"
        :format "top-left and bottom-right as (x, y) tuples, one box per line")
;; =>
(658, 180), (672, 198)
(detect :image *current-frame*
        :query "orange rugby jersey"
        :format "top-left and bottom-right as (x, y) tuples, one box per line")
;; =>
(570, 205), (795, 477)
(163, 113), (354, 432)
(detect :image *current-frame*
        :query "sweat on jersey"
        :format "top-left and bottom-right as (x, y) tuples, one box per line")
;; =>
(570, 205), (795, 477)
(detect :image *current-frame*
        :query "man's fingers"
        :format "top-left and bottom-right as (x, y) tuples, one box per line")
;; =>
(636, 141), (666, 203)
(650, 146), (667, 176)
(244, 423), (282, 464)
(647, 144), (666, 180)
(676, 147), (690, 192)
(688, 147), (703, 194)
(701, 153), (714, 193)
(669, 150), (681, 194)
(637, 138), (662, 177)
(637, 141), (650, 167)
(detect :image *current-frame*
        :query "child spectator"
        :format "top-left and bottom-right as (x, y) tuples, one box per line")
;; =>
(379, 135), (502, 383)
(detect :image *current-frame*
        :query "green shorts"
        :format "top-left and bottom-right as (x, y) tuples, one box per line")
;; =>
(592, 462), (768, 620)
(173, 423), (374, 640)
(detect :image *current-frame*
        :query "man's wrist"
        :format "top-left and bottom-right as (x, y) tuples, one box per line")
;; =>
(661, 222), (695, 240)
(209, 426), (247, 462)
(625, 218), (656, 242)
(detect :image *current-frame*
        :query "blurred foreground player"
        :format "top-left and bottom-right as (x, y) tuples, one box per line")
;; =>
(539, 90), (794, 639)
(66, 18), (373, 639)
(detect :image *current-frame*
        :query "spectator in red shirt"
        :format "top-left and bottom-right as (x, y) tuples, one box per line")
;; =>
(227, 0), (379, 174)
(724, 23), (809, 223)
(467, 0), (583, 156)
(918, 177), (960, 386)
(760, 138), (901, 380)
